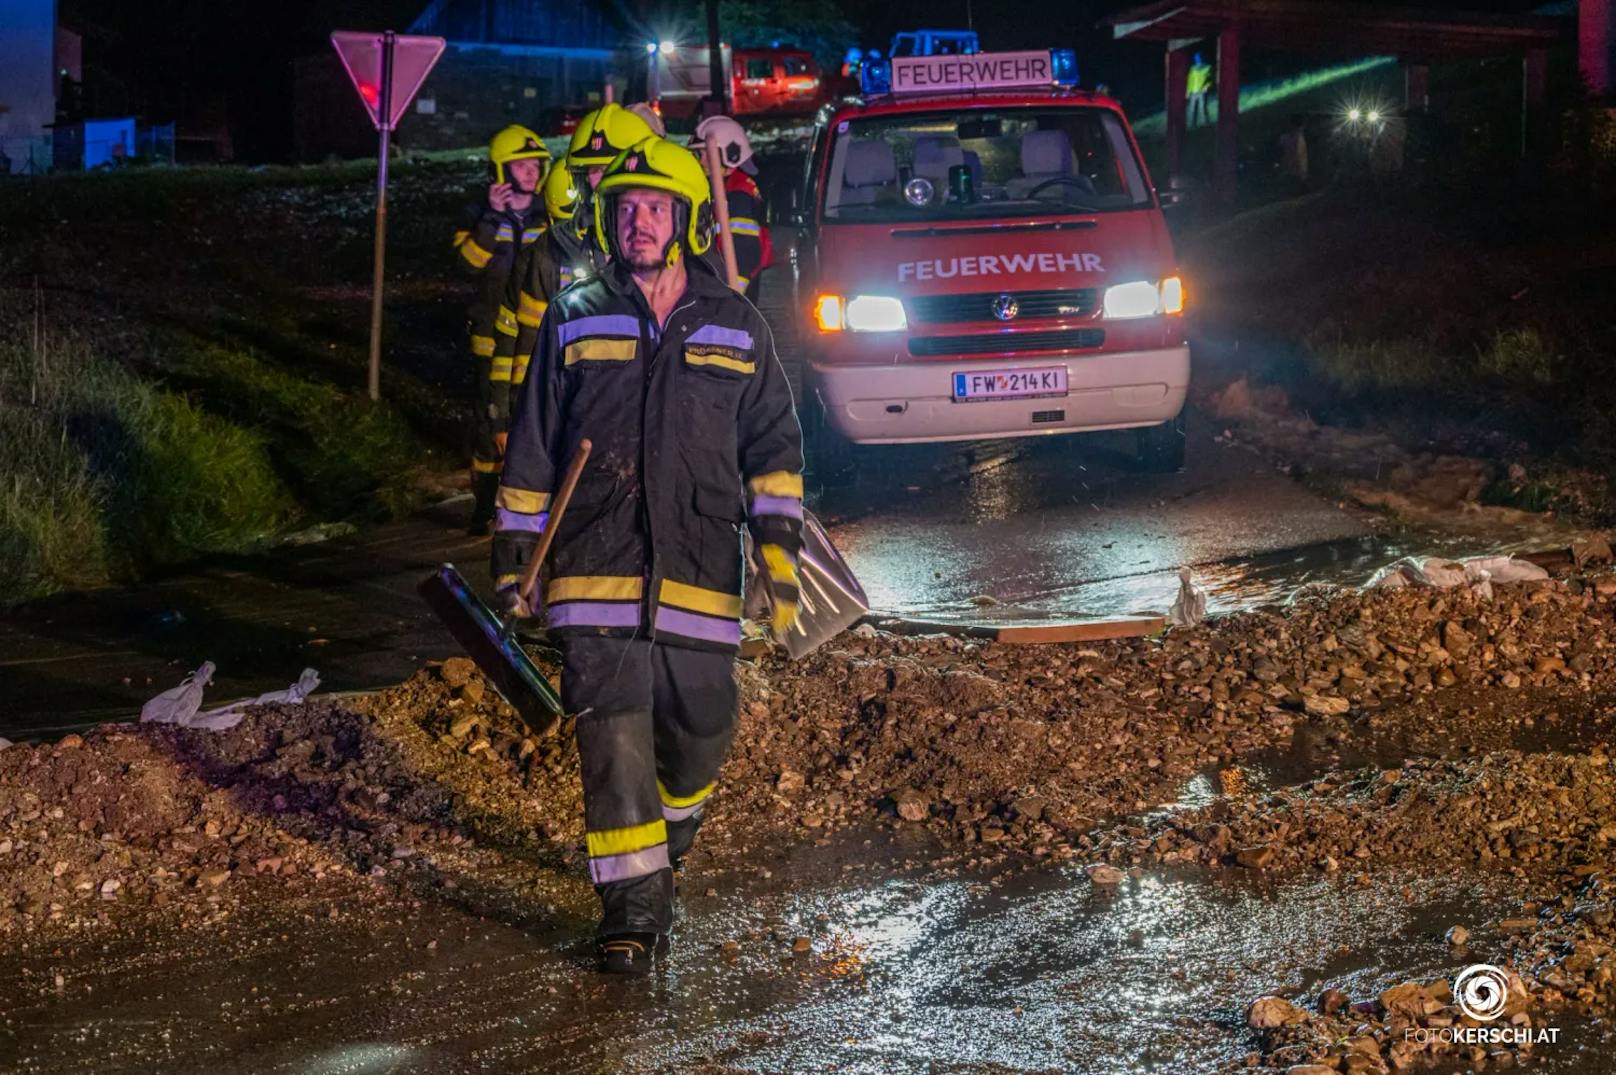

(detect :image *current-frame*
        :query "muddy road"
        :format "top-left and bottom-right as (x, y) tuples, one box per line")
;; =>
(8, 576), (1616, 1073)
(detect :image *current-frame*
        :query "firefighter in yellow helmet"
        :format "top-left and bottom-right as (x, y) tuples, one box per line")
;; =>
(492, 137), (803, 974)
(563, 103), (658, 251)
(486, 165), (594, 468)
(452, 125), (550, 534)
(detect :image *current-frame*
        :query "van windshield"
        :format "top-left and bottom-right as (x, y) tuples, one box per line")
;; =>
(822, 106), (1152, 222)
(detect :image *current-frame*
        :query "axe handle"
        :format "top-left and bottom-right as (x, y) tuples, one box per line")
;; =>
(517, 438), (592, 605)
(702, 139), (740, 290)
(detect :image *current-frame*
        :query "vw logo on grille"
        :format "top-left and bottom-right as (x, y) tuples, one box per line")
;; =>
(992, 294), (1020, 321)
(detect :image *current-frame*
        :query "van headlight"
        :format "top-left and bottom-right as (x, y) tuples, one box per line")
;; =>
(814, 293), (908, 333)
(1102, 276), (1185, 319)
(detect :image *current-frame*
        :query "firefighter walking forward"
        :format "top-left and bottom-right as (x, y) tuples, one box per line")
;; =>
(490, 136), (803, 975)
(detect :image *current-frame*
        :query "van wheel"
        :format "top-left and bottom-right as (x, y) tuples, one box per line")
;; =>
(1136, 410), (1186, 473)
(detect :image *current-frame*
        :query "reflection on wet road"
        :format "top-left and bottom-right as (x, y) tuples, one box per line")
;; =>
(819, 425), (1501, 624)
(8, 828), (1608, 1075)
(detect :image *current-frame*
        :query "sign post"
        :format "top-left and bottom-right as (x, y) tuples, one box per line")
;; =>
(331, 30), (445, 401)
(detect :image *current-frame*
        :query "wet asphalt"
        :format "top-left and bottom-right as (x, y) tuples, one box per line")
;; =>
(5, 821), (1611, 1075)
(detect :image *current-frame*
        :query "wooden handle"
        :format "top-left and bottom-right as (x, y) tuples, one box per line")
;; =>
(517, 438), (592, 604)
(702, 139), (741, 290)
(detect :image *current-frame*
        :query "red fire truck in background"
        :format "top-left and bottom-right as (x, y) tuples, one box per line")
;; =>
(649, 44), (829, 120)
(788, 46), (1190, 471)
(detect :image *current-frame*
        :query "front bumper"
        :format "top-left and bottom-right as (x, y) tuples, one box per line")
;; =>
(811, 345), (1190, 444)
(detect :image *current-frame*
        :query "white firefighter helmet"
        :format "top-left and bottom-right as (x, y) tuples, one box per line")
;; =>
(689, 114), (756, 175)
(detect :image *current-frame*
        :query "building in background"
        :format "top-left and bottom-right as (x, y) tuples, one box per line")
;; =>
(294, 0), (623, 160)
(1, 0), (60, 172)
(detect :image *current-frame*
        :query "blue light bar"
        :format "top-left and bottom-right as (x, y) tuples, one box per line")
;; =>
(1050, 49), (1079, 86)
(860, 60), (891, 95)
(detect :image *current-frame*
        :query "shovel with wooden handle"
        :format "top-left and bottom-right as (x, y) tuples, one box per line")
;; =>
(417, 440), (592, 737)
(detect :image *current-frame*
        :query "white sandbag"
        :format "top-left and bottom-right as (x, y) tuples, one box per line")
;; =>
(196, 669), (322, 729)
(1168, 567), (1207, 627)
(140, 661), (216, 727)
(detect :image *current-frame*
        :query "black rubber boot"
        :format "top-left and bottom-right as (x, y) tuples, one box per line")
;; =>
(598, 932), (658, 976)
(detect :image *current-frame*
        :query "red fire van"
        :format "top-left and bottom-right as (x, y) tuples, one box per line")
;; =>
(792, 49), (1189, 469)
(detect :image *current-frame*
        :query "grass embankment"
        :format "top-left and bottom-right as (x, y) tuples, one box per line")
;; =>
(1185, 169), (1616, 487)
(0, 154), (488, 602)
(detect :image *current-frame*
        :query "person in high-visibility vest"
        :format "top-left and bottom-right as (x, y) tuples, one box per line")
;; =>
(454, 125), (550, 535)
(1187, 53), (1213, 128)
(687, 115), (773, 300)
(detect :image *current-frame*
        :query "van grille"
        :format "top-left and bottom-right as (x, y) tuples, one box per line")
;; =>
(908, 329), (1105, 357)
(907, 288), (1099, 324)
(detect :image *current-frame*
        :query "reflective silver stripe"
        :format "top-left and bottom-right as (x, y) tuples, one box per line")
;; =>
(588, 843), (670, 883)
(661, 801), (704, 823)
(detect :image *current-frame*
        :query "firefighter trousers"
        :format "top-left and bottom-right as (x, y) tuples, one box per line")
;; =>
(468, 326), (502, 526)
(561, 635), (738, 937)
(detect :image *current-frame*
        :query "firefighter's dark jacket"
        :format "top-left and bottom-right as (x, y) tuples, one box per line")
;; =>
(453, 197), (545, 347)
(702, 171), (771, 290)
(489, 230), (571, 431)
(490, 254), (804, 655)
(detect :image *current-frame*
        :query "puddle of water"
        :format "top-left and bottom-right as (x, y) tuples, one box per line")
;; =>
(889, 532), (1543, 627)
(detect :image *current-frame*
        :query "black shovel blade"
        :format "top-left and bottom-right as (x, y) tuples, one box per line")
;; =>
(416, 563), (563, 736)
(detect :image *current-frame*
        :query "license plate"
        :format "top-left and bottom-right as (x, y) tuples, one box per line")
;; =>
(951, 366), (1068, 402)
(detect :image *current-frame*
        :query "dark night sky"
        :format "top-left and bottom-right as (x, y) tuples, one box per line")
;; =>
(62, 0), (1552, 161)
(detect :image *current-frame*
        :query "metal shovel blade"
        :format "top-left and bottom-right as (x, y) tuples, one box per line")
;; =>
(417, 563), (563, 736)
(775, 509), (869, 659)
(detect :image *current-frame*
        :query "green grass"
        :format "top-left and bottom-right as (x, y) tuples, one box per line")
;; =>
(154, 335), (426, 519)
(1299, 333), (1451, 394)
(0, 151), (480, 602)
(0, 325), (293, 600)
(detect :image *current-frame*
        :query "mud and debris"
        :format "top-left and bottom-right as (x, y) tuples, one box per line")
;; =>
(8, 569), (1616, 1070)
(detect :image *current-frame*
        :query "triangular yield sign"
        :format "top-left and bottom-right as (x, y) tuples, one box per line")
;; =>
(331, 31), (446, 131)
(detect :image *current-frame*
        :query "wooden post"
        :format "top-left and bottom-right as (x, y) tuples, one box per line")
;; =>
(1165, 47), (1189, 183)
(702, 139), (740, 289)
(1214, 24), (1241, 207)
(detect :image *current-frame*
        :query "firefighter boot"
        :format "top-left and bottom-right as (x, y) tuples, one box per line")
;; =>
(599, 932), (658, 975)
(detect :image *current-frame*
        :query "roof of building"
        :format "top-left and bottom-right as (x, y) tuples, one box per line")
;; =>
(1101, 0), (1571, 59)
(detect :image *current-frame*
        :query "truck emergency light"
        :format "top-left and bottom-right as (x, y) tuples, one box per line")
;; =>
(861, 48), (1081, 96)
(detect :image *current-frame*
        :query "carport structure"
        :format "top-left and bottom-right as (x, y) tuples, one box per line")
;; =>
(1101, 0), (1574, 204)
